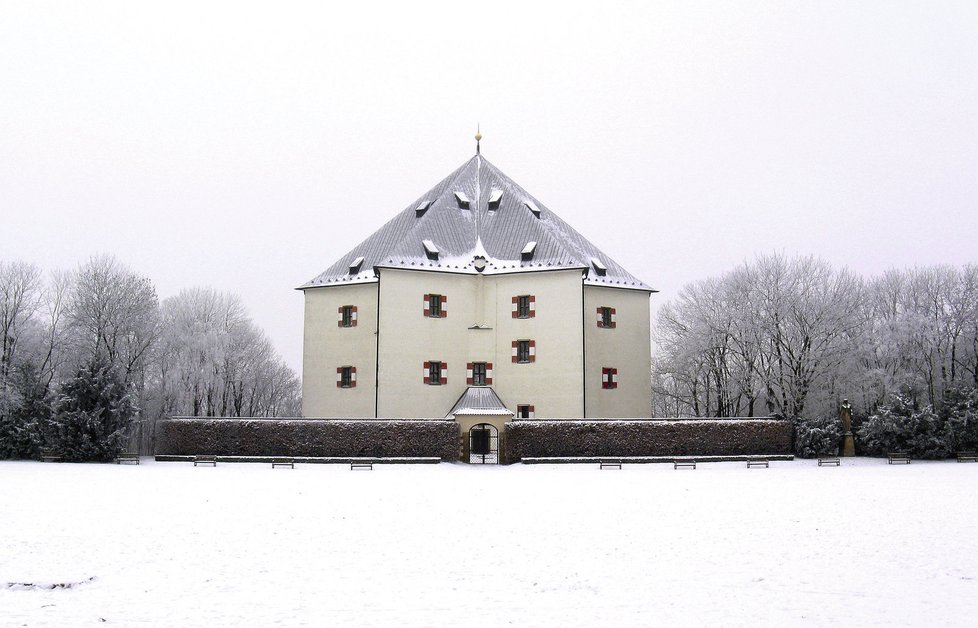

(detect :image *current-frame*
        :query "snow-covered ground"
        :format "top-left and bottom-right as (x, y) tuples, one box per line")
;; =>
(2, 458), (976, 627)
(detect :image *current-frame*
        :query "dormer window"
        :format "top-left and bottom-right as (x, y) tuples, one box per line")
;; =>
(416, 200), (432, 216)
(349, 256), (364, 274)
(524, 200), (541, 217)
(488, 189), (503, 209)
(521, 241), (537, 261)
(590, 257), (607, 276)
(423, 239), (439, 260)
(454, 192), (470, 209)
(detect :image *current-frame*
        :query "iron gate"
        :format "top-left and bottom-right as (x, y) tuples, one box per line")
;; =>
(468, 423), (499, 464)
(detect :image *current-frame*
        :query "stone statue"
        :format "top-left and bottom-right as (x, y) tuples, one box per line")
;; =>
(840, 398), (855, 456)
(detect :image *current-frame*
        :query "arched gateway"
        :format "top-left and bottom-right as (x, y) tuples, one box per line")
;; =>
(449, 387), (513, 464)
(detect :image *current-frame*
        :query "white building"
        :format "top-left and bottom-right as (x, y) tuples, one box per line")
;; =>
(299, 146), (654, 460)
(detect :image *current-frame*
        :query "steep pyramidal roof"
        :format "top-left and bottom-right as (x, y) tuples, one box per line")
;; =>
(300, 154), (653, 291)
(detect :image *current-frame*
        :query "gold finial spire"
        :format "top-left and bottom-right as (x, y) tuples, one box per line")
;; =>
(475, 124), (482, 154)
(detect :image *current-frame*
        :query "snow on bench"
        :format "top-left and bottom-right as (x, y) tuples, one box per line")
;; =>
(350, 460), (374, 471)
(271, 457), (294, 469)
(673, 459), (696, 470)
(887, 452), (910, 465)
(41, 450), (63, 463)
(193, 455), (217, 467)
(817, 457), (841, 466)
(114, 453), (140, 465)
(746, 457), (769, 468)
(956, 451), (977, 463)
(599, 460), (622, 470)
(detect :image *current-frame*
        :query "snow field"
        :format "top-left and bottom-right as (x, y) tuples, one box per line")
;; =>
(1, 458), (977, 627)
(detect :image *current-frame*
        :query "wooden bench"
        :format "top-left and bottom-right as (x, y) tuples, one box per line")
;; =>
(41, 450), (63, 463)
(271, 457), (294, 469)
(956, 451), (977, 463)
(673, 459), (696, 470)
(599, 460), (622, 470)
(350, 460), (373, 470)
(193, 455), (217, 467)
(746, 457), (769, 468)
(887, 452), (910, 465)
(115, 452), (140, 465)
(817, 456), (841, 466)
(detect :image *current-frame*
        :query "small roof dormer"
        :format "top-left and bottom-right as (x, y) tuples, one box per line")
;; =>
(299, 153), (653, 292)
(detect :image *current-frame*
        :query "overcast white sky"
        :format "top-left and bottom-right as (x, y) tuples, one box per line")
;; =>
(2, 1), (977, 374)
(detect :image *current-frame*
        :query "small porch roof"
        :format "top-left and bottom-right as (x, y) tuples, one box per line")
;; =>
(447, 387), (514, 417)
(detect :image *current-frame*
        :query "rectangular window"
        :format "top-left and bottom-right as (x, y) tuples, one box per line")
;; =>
(336, 366), (356, 388)
(466, 362), (493, 386)
(517, 404), (535, 419)
(424, 294), (446, 318)
(512, 340), (535, 363)
(337, 305), (357, 327)
(601, 367), (619, 390)
(597, 306), (616, 328)
(512, 295), (535, 319)
(424, 361), (446, 385)
(473, 362), (486, 386)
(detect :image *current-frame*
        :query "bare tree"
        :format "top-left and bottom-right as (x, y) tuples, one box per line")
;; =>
(65, 255), (160, 387)
(653, 254), (865, 419)
(0, 261), (43, 384)
(154, 287), (300, 422)
(746, 254), (865, 418)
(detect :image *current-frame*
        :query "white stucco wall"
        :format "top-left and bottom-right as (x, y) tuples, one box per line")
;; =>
(375, 268), (476, 417)
(301, 269), (651, 419)
(489, 270), (585, 418)
(584, 284), (653, 417)
(374, 268), (585, 418)
(301, 282), (378, 417)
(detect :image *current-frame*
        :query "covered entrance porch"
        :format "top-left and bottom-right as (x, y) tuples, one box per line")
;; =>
(448, 387), (513, 464)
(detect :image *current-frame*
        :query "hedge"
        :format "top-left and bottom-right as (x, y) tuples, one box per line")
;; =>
(156, 418), (460, 460)
(504, 419), (792, 461)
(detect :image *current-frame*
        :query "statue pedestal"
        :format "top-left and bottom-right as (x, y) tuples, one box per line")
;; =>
(842, 432), (855, 457)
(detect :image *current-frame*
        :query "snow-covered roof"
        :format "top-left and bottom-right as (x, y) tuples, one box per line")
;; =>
(299, 154), (654, 291)
(447, 387), (514, 417)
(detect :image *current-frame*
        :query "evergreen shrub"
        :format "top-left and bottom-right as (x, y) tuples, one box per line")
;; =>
(504, 418), (792, 461)
(942, 387), (978, 452)
(857, 393), (949, 459)
(50, 359), (135, 462)
(793, 413), (842, 458)
(0, 363), (51, 459)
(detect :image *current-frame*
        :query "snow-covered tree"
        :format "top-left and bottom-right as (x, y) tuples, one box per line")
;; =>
(0, 260), (44, 384)
(653, 253), (864, 420)
(143, 288), (300, 440)
(793, 412), (843, 458)
(0, 361), (52, 459)
(64, 254), (160, 387)
(50, 357), (135, 462)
